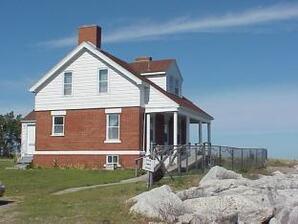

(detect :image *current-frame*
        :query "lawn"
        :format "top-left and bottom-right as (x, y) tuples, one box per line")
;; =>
(0, 159), (201, 224)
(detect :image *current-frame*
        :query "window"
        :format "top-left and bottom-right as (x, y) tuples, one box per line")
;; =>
(106, 114), (120, 141)
(175, 79), (180, 95)
(169, 76), (174, 92)
(98, 69), (108, 93)
(144, 86), (150, 104)
(64, 72), (72, 96)
(106, 155), (118, 165)
(52, 116), (64, 136)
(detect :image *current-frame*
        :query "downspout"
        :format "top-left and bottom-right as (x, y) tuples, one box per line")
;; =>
(142, 110), (146, 153)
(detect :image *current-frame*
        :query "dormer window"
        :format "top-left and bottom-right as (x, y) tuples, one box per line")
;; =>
(64, 72), (72, 96)
(175, 79), (180, 95)
(169, 76), (174, 92)
(98, 69), (108, 93)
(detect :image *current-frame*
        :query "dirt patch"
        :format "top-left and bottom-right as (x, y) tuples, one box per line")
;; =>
(0, 198), (20, 224)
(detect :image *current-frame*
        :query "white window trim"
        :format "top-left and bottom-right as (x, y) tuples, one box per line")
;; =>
(63, 71), (73, 97)
(106, 155), (119, 165)
(97, 68), (109, 95)
(51, 110), (66, 116)
(105, 108), (122, 114)
(104, 113), (121, 143)
(51, 116), (65, 136)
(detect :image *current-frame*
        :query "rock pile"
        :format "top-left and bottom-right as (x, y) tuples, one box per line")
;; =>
(128, 166), (298, 224)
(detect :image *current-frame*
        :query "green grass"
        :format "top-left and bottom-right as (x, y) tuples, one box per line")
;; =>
(266, 158), (298, 168)
(0, 159), (150, 224)
(0, 159), (209, 223)
(0, 158), (275, 223)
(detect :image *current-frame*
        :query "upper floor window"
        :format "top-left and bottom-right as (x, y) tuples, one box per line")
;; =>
(64, 72), (72, 96)
(98, 69), (108, 93)
(52, 116), (65, 136)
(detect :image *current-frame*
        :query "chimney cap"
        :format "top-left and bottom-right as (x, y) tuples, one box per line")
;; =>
(135, 56), (152, 62)
(78, 24), (101, 29)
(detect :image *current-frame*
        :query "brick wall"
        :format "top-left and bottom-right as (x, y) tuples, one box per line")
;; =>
(33, 154), (138, 168)
(36, 107), (144, 151)
(34, 107), (144, 168)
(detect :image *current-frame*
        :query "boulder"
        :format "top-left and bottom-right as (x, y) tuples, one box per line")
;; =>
(176, 212), (238, 224)
(0, 182), (5, 197)
(128, 185), (186, 222)
(183, 194), (273, 224)
(288, 206), (298, 224)
(199, 166), (243, 185)
(128, 166), (298, 223)
(269, 217), (281, 224)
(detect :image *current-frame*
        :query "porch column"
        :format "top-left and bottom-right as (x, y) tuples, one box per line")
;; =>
(146, 113), (151, 154)
(207, 122), (211, 144)
(198, 121), (202, 144)
(186, 116), (190, 144)
(173, 112), (178, 146)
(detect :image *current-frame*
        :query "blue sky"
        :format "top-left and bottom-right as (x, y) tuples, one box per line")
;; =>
(0, 0), (297, 158)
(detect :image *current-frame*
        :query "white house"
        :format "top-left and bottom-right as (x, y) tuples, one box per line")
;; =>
(21, 25), (213, 168)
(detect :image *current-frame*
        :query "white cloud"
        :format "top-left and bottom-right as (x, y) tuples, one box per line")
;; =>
(194, 84), (298, 134)
(38, 3), (298, 48)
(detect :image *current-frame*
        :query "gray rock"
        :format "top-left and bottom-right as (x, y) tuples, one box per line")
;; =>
(176, 187), (205, 201)
(128, 185), (186, 222)
(288, 206), (298, 224)
(183, 194), (273, 224)
(269, 217), (281, 224)
(177, 212), (238, 224)
(129, 166), (298, 223)
(199, 166), (243, 185)
(0, 182), (5, 197)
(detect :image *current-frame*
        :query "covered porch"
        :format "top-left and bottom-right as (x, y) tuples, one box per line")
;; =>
(144, 109), (212, 154)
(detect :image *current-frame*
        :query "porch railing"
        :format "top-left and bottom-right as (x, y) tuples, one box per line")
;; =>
(135, 143), (268, 178)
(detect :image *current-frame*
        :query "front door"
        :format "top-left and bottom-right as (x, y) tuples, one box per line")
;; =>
(26, 124), (36, 155)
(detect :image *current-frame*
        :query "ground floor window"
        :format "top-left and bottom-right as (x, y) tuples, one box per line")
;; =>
(52, 116), (65, 136)
(106, 155), (119, 165)
(106, 113), (120, 141)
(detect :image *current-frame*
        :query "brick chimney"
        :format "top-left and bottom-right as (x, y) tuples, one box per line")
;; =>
(78, 25), (102, 48)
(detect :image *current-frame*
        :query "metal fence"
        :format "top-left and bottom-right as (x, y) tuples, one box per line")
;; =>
(135, 143), (268, 179)
(208, 144), (268, 171)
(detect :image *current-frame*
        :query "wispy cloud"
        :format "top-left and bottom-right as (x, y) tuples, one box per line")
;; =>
(38, 3), (298, 48)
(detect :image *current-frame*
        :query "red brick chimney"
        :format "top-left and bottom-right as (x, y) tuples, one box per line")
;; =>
(78, 25), (102, 48)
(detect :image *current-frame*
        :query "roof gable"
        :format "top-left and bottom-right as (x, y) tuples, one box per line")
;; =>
(30, 42), (213, 120)
(30, 42), (143, 93)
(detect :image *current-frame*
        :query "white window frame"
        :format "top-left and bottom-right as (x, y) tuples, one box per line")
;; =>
(52, 116), (65, 136)
(106, 155), (119, 165)
(104, 113), (121, 143)
(63, 71), (73, 96)
(98, 68), (109, 94)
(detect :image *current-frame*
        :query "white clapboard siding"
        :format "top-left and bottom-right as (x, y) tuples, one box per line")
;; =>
(145, 85), (178, 109)
(146, 75), (167, 90)
(35, 51), (141, 111)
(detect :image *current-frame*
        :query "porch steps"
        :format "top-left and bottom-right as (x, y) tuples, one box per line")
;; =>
(15, 155), (33, 169)
(166, 149), (202, 173)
